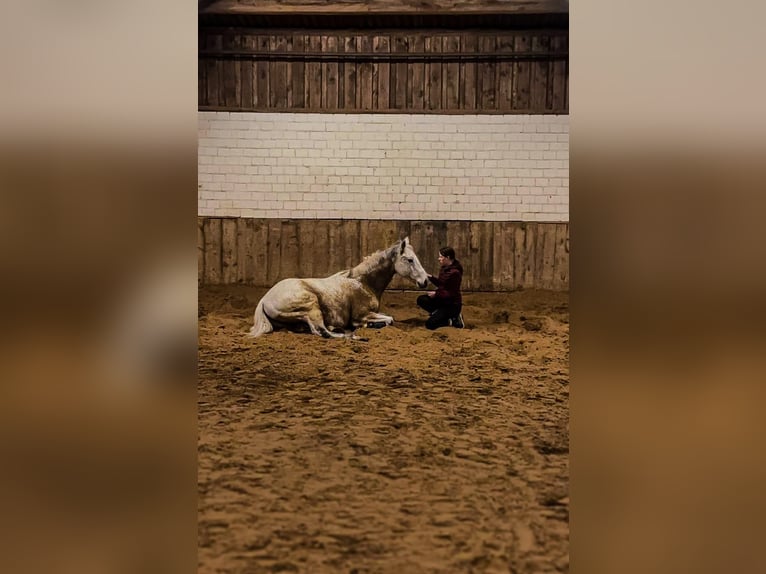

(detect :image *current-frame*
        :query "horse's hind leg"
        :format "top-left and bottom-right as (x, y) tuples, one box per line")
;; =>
(305, 308), (344, 339)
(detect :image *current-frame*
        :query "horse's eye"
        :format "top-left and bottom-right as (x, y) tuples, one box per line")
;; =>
(405, 257), (414, 263)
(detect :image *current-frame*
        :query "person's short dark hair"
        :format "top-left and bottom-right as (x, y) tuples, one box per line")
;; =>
(439, 246), (456, 260)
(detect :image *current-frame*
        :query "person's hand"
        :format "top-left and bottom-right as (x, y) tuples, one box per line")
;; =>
(427, 291), (436, 297)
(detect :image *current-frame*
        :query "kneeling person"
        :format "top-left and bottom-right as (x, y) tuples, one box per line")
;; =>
(417, 246), (464, 330)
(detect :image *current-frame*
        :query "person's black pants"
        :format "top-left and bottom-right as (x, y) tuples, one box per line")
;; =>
(416, 294), (461, 330)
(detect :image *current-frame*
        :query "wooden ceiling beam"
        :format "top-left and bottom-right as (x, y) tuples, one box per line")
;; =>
(200, 0), (568, 16)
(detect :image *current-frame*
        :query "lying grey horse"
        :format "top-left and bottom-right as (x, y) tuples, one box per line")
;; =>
(249, 237), (428, 338)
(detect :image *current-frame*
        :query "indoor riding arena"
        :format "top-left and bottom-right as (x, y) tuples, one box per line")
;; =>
(198, 1), (569, 572)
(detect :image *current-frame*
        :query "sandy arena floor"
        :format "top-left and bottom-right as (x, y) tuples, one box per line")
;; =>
(199, 286), (569, 573)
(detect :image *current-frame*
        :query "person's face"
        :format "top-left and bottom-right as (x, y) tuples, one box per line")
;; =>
(438, 253), (452, 267)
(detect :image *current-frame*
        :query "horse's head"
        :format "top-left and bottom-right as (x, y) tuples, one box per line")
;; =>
(394, 237), (429, 288)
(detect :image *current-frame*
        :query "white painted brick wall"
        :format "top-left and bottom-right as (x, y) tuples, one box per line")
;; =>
(198, 112), (568, 221)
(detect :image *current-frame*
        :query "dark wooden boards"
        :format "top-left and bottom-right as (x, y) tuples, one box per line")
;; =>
(200, 30), (568, 114)
(199, 217), (569, 291)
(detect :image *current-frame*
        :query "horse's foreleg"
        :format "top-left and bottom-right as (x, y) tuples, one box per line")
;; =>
(363, 312), (395, 326)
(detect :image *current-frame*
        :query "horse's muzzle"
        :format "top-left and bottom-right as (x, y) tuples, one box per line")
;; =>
(418, 280), (428, 288)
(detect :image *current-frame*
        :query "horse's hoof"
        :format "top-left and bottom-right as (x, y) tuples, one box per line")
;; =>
(366, 321), (387, 329)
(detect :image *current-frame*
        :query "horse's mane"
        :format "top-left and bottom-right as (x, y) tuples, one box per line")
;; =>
(348, 245), (395, 279)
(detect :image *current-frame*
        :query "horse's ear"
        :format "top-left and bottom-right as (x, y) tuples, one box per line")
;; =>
(400, 239), (406, 254)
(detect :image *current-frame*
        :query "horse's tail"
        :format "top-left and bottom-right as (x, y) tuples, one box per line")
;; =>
(248, 298), (273, 338)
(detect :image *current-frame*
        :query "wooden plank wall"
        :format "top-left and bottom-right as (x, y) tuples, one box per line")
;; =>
(198, 217), (569, 290)
(199, 30), (568, 113)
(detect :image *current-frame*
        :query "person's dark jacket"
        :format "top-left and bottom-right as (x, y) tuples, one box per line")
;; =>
(428, 260), (463, 306)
